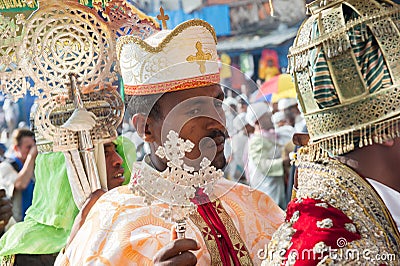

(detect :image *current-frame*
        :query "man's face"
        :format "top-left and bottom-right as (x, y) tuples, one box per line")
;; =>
(152, 84), (227, 170)
(244, 124), (254, 136)
(284, 105), (299, 123)
(15, 136), (35, 163)
(238, 102), (248, 113)
(258, 112), (274, 131)
(104, 142), (125, 190)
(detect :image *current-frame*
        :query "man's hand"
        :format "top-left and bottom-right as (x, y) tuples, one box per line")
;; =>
(0, 189), (12, 231)
(28, 144), (38, 158)
(153, 227), (200, 266)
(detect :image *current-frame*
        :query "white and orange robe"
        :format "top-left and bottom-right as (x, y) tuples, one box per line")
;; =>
(56, 162), (284, 265)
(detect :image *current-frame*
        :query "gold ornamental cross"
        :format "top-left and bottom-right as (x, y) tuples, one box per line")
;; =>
(186, 41), (212, 74)
(157, 7), (169, 30)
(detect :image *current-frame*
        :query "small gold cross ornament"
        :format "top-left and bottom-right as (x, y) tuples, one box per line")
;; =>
(186, 41), (212, 74)
(157, 7), (169, 30)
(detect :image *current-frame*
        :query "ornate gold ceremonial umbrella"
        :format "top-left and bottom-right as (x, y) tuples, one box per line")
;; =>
(0, 0), (159, 207)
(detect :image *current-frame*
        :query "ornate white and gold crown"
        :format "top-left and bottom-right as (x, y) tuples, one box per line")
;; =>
(288, 0), (400, 160)
(117, 19), (220, 95)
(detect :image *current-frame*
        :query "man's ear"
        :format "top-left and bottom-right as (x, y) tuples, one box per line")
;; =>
(131, 114), (156, 143)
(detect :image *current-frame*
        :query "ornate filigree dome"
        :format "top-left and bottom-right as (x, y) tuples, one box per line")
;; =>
(288, 0), (400, 159)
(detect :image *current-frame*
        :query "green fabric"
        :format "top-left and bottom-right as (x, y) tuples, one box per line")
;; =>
(26, 152), (79, 230)
(0, 152), (78, 256)
(113, 136), (136, 185)
(352, 28), (392, 93)
(0, 137), (136, 256)
(312, 51), (340, 108)
(0, 0), (37, 12)
(120, 78), (125, 102)
(0, 217), (70, 255)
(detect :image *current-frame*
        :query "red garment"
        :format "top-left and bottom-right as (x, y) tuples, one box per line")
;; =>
(284, 198), (361, 265)
(192, 189), (241, 266)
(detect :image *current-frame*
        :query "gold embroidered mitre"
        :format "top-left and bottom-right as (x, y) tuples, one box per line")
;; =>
(117, 19), (220, 95)
(288, 0), (400, 160)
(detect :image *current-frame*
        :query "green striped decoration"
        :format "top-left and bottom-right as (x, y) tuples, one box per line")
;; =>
(0, 0), (113, 11)
(312, 25), (392, 108)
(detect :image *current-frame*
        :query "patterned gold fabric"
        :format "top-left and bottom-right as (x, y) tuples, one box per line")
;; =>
(263, 147), (400, 265)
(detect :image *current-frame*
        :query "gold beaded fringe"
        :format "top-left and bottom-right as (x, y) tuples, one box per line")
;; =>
(309, 117), (400, 161)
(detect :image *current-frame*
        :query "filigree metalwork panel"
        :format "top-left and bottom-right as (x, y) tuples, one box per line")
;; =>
(328, 50), (366, 101)
(0, 71), (30, 101)
(19, 1), (115, 98)
(95, 0), (159, 39)
(370, 19), (400, 83)
(1, 0), (159, 152)
(321, 5), (344, 34)
(296, 18), (313, 47)
(0, 13), (27, 99)
(296, 70), (320, 113)
(346, 0), (382, 16)
(34, 87), (124, 151)
(305, 84), (400, 139)
(349, 0), (400, 83)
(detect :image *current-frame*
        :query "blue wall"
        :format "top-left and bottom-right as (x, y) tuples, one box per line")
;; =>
(149, 5), (230, 36)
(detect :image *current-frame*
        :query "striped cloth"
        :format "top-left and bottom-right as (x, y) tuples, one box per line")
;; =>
(312, 25), (392, 108)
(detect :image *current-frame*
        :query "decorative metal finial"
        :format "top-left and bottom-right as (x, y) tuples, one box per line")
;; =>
(175, 219), (187, 239)
(64, 73), (101, 193)
(157, 6), (169, 30)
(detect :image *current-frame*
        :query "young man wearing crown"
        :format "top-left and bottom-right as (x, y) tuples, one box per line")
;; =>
(56, 19), (284, 265)
(263, 0), (400, 265)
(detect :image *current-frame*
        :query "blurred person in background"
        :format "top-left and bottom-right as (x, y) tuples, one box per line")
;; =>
(2, 99), (19, 136)
(236, 93), (249, 114)
(271, 111), (295, 205)
(0, 189), (12, 238)
(0, 129), (36, 223)
(222, 96), (238, 137)
(0, 144), (7, 163)
(246, 102), (287, 209)
(226, 113), (254, 184)
(271, 111), (295, 146)
(259, 58), (280, 82)
(277, 98), (306, 133)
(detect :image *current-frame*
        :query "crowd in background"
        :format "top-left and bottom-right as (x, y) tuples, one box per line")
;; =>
(221, 90), (305, 209)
